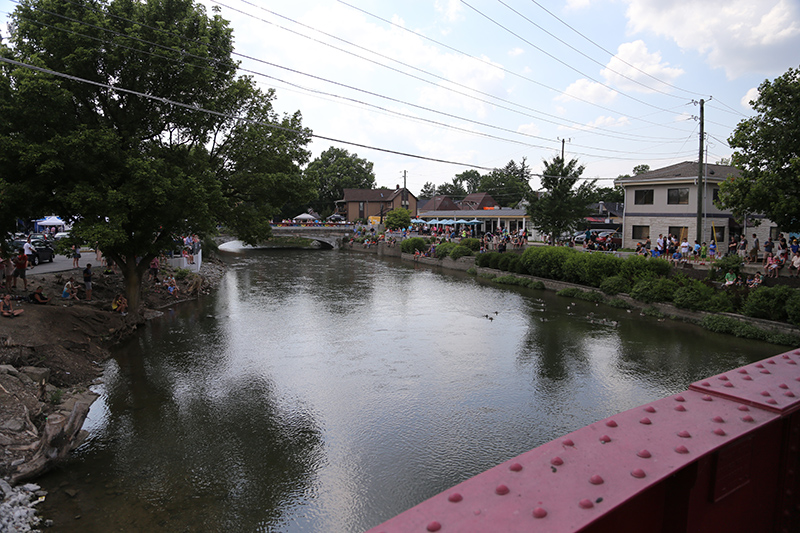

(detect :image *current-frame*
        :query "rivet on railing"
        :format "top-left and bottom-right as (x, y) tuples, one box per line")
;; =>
(532, 507), (547, 519)
(675, 445), (689, 454)
(448, 493), (463, 503)
(427, 521), (441, 532)
(606, 420), (618, 428)
(579, 499), (594, 509)
(509, 463), (523, 472)
(496, 484), (510, 495)
(637, 449), (652, 458)
(631, 468), (646, 478)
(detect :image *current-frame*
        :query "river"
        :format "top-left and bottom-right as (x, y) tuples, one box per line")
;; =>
(37, 247), (780, 532)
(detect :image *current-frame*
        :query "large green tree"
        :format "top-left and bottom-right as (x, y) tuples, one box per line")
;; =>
(717, 66), (800, 230)
(384, 208), (411, 230)
(304, 146), (375, 218)
(454, 169), (483, 194)
(419, 182), (436, 200)
(0, 0), (313, 308)
(479, 158), (532, 207)
(527, 156), (596, 243)
(435, 179), (466, 198)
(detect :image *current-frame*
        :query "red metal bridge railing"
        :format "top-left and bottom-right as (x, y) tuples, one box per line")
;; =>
(367, 349), (800, 533)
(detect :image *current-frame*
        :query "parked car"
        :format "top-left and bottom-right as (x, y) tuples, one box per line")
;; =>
(573, 229), (601, 244)
(53, 232), (70, 241)
(8, 239), (55, 265)
(597, 231), (622, 250)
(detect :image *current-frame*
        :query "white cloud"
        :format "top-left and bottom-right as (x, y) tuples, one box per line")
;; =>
(434, 0), (463, 23)
(561, 115), (631, 132)
(517, 122), (541, 136)
(601, 40), (684, 93)
(741, 87), (760, 108)
(566, 0), (592, 10)
(555, 78), (618, 104)
(508, 47), (524, 57)
(624, 0), (800, 78)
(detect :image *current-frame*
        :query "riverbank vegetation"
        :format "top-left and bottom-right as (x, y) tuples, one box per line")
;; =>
(471, 246), (800, 345)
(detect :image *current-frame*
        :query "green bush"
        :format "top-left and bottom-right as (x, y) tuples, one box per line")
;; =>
(619, 255), (670, 282)
(708, 254), (743, 281)
(401, 237), (427, 254)
(607, 297), (633, 309)
(460, 238), (481, 251)
(673, 281), (716, 311)
(466, 266), (477, 275)
(765, 331), (800, 346)
(573, 252), (623, 287)
(448, 245), (473, 260)
(630, 278), (679, 303)
(493, 275), (545, 290)
(174, 268), (191, 280)
(520, 246), (580, 281)
(475, 252), (497, 268)
(489, 252), (503, 270)
(600, 276), (631, 295)
(478, 272), (497, 280)
(642, 306), (666, 318)
(497, 253), (514, 272)
(528, 280), (545, 289)
(434, 242), (458, 259)
(786, 291), (800, 326)
(742, 285), (794, 322)
(557, 287), (604, 303)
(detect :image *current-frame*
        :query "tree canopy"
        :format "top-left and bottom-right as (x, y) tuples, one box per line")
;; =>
(717, 66), (800, 230)
(0, 0), (314, 307)
(479, 158), (532, 207)
(384, 208), (411, 230)
(303, 146), (376, 218)
(419, 182), (436, 200)
(527, 156), (596, 242)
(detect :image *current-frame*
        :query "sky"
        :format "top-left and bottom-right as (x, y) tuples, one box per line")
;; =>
(2, 0), (799, 197)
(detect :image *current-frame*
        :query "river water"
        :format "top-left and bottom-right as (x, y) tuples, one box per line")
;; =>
(38, 247), (780, 532)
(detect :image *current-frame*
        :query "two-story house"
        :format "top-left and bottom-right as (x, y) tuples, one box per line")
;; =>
(615, 161), (774, 250)
(336, 186), (417, 222)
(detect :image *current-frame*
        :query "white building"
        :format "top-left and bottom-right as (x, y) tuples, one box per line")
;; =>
(615, 162), (775, 250)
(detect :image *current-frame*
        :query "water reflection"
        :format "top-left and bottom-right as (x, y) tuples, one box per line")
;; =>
(38, 249), (782, 532)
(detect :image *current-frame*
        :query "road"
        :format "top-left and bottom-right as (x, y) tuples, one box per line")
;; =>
(27, 248), (96, 275)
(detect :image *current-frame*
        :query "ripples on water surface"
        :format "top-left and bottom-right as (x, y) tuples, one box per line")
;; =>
(38, 248), (780, 531)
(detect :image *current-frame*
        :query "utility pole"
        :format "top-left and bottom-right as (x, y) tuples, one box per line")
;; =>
(558, 137), (570, 160)
(696, 99), (704, 244)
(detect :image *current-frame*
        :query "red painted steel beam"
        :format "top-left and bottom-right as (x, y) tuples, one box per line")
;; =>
(366, 349), (800, 533)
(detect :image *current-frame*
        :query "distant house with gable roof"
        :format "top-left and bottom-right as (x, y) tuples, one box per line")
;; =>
(336, 186), (417, 222)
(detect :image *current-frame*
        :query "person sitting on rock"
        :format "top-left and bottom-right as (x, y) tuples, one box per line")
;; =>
(2, 294), (23, 317)
(62, 277), (79, 300)
(30, 286), (51, 305)
(112, 294), (128, 315)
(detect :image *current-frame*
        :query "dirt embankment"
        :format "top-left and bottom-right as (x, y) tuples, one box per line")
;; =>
(0, 257), (225, 485)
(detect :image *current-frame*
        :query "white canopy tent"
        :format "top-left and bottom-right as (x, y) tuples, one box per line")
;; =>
(35, 215), (70, 230)
(293, 213), (318, 221)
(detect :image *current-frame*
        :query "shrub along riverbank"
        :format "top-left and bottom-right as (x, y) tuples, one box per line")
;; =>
(472, 246), (800, 346)
(348, 238), (800, 346)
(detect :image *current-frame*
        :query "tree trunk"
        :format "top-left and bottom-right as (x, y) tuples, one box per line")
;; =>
(113, 254), (147, 311)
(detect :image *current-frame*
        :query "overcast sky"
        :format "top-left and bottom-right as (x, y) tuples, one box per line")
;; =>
(2, 0), (799, 196)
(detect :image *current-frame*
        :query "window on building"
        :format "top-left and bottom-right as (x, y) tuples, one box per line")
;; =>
(358, 202), (365, 219)
(711, 226), (725, 244)
(634, 189), (654, 205)
(770, 227), (781, 240)
(669, 226), (689, 240)
(667, 188), (689, 205)
(632, 226), (649, 240)
(712, 188), (720, 203)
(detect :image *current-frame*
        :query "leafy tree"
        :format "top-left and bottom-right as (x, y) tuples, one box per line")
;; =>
(527, 156), (596, 243)
(718, 66), (800, 231)
(384, 208), (411, 230)
(632, 164), (651, 175)
(479, 158), (532, 207)
(419, 182), (437, 199)
(589, 186), (624, 204)
(0, 0), (313, 308)
(454, 169), (483, 194)
(435, 180), (467, 198)
(304, 146), (375, 218)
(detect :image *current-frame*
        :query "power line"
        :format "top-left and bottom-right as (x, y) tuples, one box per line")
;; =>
(0, 56), (496, 171)
(6, 3), (697, 158)
(460, 0), (678, 115)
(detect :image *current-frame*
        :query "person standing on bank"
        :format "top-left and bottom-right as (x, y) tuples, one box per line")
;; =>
(83, 263), (93, 301)
(23, 237), (35, 269)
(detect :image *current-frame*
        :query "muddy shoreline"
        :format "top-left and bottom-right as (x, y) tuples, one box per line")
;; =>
(0, 255), (225, 529)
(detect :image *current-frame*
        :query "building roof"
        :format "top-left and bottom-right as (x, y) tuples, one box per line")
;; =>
(418, 208), (528, 219)
(614, 161), (741, 186)
(340, 188), (416, 202)
(418, 195), (459, 211)
(460, 192), (498, 210)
